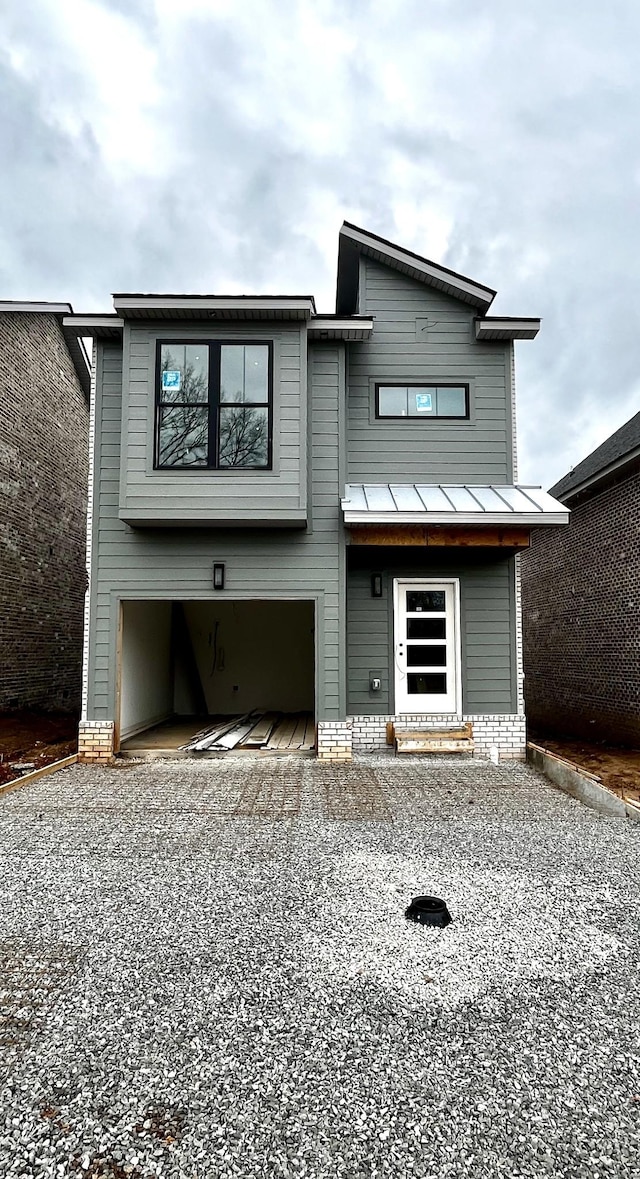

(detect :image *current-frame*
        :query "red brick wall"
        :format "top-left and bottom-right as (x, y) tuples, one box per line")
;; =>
(0, 313), (89, 711)
(521, 469), (640, 744)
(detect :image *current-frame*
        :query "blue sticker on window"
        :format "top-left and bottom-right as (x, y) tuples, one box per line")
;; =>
(415, 392), (432, 412)
(162, 370), (181, 391)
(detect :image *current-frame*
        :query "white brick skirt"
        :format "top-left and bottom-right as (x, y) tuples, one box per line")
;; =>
(78, 720), (116, 763)
(348, 713), (527, 761)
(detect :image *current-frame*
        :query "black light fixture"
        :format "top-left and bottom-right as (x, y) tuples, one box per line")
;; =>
(213, 562), (225, 590)
(371, 573), (383, 598)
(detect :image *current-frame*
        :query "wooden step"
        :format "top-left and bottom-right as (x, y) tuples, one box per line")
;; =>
(392, 721), (474, 755)
(395, 735), (474, 754)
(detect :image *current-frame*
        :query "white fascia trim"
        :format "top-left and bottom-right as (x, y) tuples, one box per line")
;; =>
(475, 318), (541, 340)
(0, 301), (72, 313)
(63, 316), (125, 335)
(112, 296), (316, 315)
(341, 224), (495, 308)
(343, 511), (570, 526)
(309, 316), (373, 334)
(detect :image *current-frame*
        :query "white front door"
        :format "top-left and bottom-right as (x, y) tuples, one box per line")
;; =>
(393, 579), (461, 714)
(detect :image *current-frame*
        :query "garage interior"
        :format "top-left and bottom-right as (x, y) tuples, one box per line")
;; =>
(118, 599), (315, 755)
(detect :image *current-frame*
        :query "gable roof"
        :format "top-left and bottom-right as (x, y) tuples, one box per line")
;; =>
(336, 221), (496, 315)
(550, 409), (640, 503)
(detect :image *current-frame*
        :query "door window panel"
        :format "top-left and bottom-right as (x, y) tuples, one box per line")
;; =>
(406, 645), (447, 667)
(407, 617), (446, 639)
(406, 590), (445, 612)
(408, 673), (447, 695)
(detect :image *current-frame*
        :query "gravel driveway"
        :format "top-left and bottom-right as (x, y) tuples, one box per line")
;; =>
(1, 755), (639, 1179)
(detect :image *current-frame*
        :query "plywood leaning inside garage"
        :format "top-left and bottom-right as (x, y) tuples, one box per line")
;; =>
(180, 712), (315, 752)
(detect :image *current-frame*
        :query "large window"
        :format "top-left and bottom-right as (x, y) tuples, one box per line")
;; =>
(155, 341), (272, 469)
(376, 383), (468, 420)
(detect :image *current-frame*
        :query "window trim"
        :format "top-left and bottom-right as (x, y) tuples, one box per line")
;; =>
(154, 338), (274, 471)
(374, 382), (470, 421)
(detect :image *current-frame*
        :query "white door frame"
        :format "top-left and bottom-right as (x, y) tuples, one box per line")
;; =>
(393, 578), (462, 715)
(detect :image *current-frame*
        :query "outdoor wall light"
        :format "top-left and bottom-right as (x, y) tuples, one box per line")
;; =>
(371, 573), (383, 598)
(213, 562), (225, 590)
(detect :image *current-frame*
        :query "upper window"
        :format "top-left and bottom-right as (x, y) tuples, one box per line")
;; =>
(155, 341), (272, 469)
(376, 384), (468, 420)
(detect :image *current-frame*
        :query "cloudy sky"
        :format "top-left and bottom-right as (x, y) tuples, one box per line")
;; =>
(2, 0), (639, 487)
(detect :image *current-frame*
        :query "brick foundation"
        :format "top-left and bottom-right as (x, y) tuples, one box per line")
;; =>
(78, 720), (115, 764)
(348, 713), (527, 761)
(316, 720), (353, 762)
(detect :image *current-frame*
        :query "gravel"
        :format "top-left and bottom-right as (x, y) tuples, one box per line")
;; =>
(1, 755), (639, 1178)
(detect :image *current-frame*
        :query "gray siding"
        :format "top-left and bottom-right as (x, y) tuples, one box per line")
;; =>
(347, 549), (516, 714)
(119, 321), (307, 525)
(348, 259), (512, 484)
(88, 340), (345, 725)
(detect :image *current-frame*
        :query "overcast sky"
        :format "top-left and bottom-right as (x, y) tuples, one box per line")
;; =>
(1, 0), (639, 488)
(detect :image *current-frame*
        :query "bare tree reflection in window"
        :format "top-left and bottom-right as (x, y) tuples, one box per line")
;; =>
(158, 404), (208, 466)
(218, 406), (268, 467)
(159, 347), (209, 466)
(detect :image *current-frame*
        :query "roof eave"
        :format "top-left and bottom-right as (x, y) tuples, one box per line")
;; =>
(308, 315), (374, 340)
(475, 317), (541, 341)
(551, 444), (640, 504)
(112, 295), (317, 319)
(342, 510), (570, 527)
(63, 315), (125, 340)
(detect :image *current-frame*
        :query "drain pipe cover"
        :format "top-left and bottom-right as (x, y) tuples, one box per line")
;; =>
(405, 895), (452, 928)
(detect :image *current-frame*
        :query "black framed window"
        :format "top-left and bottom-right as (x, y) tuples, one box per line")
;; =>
(155, 341), (272, 469)
(375, 383), (469, 420)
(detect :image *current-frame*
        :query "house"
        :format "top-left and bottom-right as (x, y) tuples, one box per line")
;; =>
(61, 223), (567, 763)
(521, 410), (640, 746)
(0, 303), (91, 712)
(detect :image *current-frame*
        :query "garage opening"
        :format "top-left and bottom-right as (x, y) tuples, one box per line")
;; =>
(118, 599), (315, 755)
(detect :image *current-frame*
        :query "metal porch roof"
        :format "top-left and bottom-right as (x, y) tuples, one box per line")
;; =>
(341, 484), (569, 526)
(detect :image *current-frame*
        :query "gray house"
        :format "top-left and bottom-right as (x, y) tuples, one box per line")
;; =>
(63, 223), (567, 763)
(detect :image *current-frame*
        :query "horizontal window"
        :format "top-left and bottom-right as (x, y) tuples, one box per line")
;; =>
(376, 384), (468, 419)
(155, 341), (272, 470)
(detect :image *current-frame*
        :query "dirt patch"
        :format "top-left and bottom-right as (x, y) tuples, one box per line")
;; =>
(530, 731), (640, 803)
(320, 765), (393, 821)
(0, 711), (77, 787)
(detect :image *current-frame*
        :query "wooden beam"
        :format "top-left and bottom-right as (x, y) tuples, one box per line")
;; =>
(427, 526), (530, 547)
(348, 525), (530, 547)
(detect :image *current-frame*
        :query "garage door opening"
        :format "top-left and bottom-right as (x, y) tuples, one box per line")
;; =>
(118, 599), (315, 755)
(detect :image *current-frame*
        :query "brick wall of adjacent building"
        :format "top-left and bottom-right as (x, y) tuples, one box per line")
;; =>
(521, 469), (640, 744)
(0, 312), (89, 711)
